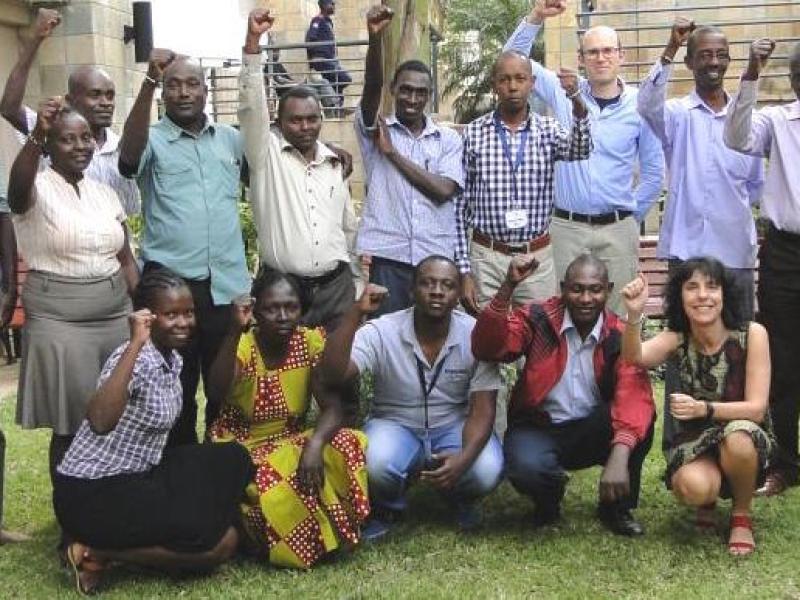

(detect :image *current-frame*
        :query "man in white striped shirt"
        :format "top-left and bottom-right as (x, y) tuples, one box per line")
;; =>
(0, 8), (140, 216)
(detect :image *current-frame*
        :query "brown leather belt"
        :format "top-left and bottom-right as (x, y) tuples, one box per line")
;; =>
(472, 229), (551, 256)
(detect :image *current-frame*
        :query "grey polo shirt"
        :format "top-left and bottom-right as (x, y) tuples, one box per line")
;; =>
(351, 307), (501, 430)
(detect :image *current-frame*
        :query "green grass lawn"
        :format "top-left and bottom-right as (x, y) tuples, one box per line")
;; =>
(2, 384), (800, 599)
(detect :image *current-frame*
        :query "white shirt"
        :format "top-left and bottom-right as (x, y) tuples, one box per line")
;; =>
(238, 52), (358, 278)
(13, 168), (126, 277)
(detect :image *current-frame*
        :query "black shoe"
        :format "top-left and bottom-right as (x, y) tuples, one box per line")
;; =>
(532, 503), (561, 528)
(597, 505), (644, 537)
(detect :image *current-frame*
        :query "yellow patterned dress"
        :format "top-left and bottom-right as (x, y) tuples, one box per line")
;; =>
(209, 326), (369, 568)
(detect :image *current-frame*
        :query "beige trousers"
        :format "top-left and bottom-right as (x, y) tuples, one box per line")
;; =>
(550, 215), (639, 316)
(469, 241), (557, 307)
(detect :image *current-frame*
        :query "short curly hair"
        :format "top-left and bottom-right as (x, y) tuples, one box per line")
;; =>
(663, 257), (746, 333)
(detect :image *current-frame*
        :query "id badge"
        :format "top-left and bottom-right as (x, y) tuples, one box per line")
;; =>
(505, 209), (528, 230)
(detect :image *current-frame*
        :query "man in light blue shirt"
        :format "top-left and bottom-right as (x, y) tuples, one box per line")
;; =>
(637, 18), (764, 317)
(505, 0), (664, 315)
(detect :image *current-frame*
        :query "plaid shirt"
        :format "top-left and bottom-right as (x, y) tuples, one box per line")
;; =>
(58, 341), (183, 480)
(455, 111), (592, 273)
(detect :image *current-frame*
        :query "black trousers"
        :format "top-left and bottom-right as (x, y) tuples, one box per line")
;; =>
(759, 225), (800, 480)
(368, 256), (415, 319)
(504, 405), (655, 511)
(168, 278), (232, 446)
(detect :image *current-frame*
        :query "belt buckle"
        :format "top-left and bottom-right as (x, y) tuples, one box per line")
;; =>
(508, 242), (529, 254)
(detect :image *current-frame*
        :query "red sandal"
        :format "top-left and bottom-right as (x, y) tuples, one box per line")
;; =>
(728, 513), (755, 557)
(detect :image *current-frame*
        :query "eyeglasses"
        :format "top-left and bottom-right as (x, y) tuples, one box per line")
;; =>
(581, 46), (621, 60)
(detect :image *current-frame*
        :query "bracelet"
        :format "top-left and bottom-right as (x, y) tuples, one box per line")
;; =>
(622, 314), (643, 326)
(705, 401), (715, 421)
(567, 89), (581, 99)
(660, 54), (673, 65)
(143, 74), (159, 86)
(27, 133), (45, 148)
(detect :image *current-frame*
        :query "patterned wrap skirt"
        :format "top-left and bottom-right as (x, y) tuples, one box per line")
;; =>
(15, 270), (131, 435)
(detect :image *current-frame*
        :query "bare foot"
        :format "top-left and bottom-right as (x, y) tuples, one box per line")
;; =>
(0, 529), (31, 544)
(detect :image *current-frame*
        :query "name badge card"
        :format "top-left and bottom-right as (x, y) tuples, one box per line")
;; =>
(505, 209), (528, 230)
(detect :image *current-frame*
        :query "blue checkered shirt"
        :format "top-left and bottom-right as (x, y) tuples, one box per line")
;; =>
(58, 341), (183, 480)
(455, 111), (592, 273)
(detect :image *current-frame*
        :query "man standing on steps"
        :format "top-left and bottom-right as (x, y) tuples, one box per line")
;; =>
(0, 8), (140, 216)
(457, 50), (592, 312)
(306, 0), (352, 108)
(504, 0), (664, 315)
(356, 3), (464, 317)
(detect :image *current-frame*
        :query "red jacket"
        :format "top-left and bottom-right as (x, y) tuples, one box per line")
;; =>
(472, 295), (655, 448)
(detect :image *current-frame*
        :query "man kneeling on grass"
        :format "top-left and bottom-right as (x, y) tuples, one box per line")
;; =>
(472, 253), (655, 535)
(322, 255), (504, 540)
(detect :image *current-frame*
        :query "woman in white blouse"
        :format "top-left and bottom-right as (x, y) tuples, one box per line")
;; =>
(7, 97), (139, 541)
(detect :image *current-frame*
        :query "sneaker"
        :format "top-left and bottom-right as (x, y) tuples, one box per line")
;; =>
(532, 503), (561, 528)
(361, 518), (391, 543)
(455, 503), (482, 532)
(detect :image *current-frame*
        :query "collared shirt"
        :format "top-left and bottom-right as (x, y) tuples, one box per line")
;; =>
(351, 307), (501, 430)
(134, 115), (250, 304)
(24, 107), (140, 216)
(13, 168), (125, 277)
(239, 53), (357, 278)
(58, 341), (183, 480)
(541, 311), (602, 423)
(724, 78), (800, 234)
(637, 61), (764, 268)
(505, 20), (664, 220)
(0, 153), (8, 214)
(355, 109), (464, 265)
(456, 110), (592, 273)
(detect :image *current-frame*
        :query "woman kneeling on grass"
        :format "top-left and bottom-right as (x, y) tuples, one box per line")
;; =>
(53, 267), (253, 594)
(207, 269), (369, 569)
(620, 257), (773, 556)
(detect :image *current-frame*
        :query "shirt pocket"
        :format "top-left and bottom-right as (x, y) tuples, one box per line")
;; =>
(212, 150), (242, 202)
(154, 160), (195, 192)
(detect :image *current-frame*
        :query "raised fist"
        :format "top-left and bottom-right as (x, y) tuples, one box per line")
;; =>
(746, 38), (776, 78)
(366, 3), (394, 36)
(620, 273), (649, 318)
(557, 67), (580, 97)
(668, 17), (695, 50)
(248, 8), (275, 37)
(147, 48), (176, 81)
(357, 283), (389, 315)
(129, 309), (155, 346)
(231, 295), (255, 330)
(505, 253), (540, 286)
(34, 8), (61, 40)
(532, 0), (567, 22)
(34, 96), (64, 135)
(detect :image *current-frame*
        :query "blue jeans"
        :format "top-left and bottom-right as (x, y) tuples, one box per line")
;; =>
(364, 418), (504, 512)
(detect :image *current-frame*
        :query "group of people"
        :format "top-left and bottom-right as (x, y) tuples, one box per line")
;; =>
(0, 0), (797, 593)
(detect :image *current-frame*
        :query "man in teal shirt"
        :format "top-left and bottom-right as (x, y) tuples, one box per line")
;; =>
(119, 50), (250, 445)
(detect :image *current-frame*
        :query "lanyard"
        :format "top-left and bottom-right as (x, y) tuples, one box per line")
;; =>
(493, 112), (529, 205)
(415, 353), (448, 431)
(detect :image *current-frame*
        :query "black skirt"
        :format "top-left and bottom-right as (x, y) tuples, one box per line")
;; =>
(54, 442), (253, 552)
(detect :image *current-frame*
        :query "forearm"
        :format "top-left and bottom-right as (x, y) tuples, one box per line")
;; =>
(308, 375), (343, 448)
(320, 304), (362, 384)
(386, 151), (457, 205)
(620, 316), (644, 364)
(360, 32), (383, 127)
(637, 61), (670, 135)
(471, 289), (528, 362)
(205, 330), (242, 408)
(560, 116), (591, 161)
(504, 18), (540, 55)
(459, 394), (496, 466)
(118, 81), (157, 177)
(709, 399), (767, 423)
(0, 37), (41, 132)
(0, 215), (17, 293)
(86, 342), (143, 433)
(117, 227), (139, 295)
(8, 138), (42, 213)
(723, 79), (765, 155)
(238, 51), (270, 165)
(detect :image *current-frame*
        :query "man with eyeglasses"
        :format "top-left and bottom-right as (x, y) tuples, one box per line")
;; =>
(637, 18), (764, 319)
(503, 0), (664, 316)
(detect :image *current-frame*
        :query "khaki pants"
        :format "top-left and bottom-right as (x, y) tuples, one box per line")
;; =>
(469, 241), (557, 307)
(551, 215), (639, 316)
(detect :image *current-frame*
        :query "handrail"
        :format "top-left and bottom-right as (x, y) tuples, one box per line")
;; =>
(577, 1), (798, 18)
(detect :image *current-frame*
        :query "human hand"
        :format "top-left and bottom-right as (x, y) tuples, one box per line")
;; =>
(505, 253), (539, 287)
(531, 0), (567, 24)
(420, 453), (468, 490)
(668, 17), (695, 51)
(0, 289), (16, 329)
(744, 38), (776, 80)
(147, 48), (177, 82)
(129, 309), (156, 347)
(33, 8), (61, 40)
(374, 116), (395, 156)
(599, 445), (631, 504)
(357, 283), (389, 315)
(245, 8), (275, 53)
(326, 141), (353, 179)
(461, 273), (481, 316)
(297, 441), (325, 495)
(557, 67), (580, 97)
(231, 295), (255, 330)
(366, 3), (394, 37)
(34, 96), (63, 136)
(620, 273), (648, 320)
(669, 393), (707, 421)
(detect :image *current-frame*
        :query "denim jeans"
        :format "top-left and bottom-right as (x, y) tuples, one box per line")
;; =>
(363, 417), (504, 512)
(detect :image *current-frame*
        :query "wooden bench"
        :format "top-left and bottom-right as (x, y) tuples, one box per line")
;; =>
(638, 236), (760, 320)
